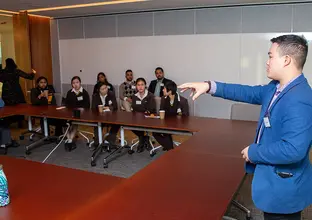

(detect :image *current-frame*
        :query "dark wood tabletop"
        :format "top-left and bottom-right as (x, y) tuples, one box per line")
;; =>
(0, 156), (123, 220)
(66, 151), (246, 220)
(0, 104), (257, 219)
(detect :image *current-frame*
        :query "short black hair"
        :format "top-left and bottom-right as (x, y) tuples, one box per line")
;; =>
(136, 77), (146, 85)
(36, 76), (48, 84)
(155, 67), (164, 73)
(126, 69), (133, 74)
(71, 76), (81, 83)
(164, 81), (177, 95)
(98, 82), (109, 91)
(271, 34), (308, 70)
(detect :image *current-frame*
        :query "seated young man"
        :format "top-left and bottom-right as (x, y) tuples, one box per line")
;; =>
(31, 76), (66, 137)
(153, 81), (189, 151)
(92, 82), (120, 146)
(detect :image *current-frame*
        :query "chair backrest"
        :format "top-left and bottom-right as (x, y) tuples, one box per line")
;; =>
(154, 97), (161, 114)
(230, 103), (261, 121)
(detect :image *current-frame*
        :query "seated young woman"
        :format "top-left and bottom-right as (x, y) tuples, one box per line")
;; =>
(92, 82), (120, 147)
(65, 76), (90, 151)
(153, 81), (189, 151)
(31, 76), (66, 137)
(131, 77), (156, 153)
(93, 72), (114, 95)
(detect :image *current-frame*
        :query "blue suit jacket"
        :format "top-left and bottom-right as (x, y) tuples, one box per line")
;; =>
(214, 74), (312, 214)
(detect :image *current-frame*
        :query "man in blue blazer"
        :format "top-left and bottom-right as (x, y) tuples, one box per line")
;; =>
(179, 35), (312, 220)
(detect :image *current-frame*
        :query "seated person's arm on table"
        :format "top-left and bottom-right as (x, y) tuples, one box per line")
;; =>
(31, 88), (48, 105)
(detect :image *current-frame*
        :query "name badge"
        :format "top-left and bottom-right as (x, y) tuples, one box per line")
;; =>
(77, 96), (83, 101)
(263, 117), (271, 128)
(177, 108), (182, 113)
(160, 83), (164, 87)
(108, 100), (112, 105)
(136, 100), (142, 105)
(132, 85), (136, 90)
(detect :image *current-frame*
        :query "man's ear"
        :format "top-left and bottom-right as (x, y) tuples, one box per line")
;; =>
(284, 55), (291, 67)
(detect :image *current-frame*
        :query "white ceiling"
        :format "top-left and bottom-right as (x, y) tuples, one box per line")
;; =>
(0, 0), (310, 18)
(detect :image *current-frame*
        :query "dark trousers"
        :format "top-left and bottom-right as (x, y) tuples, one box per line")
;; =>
(40, 118), (67, 136)
(153, 133), (174, 150)
(132, 130), (144, 137)
(264, 211), (301, 220)
(94, 124), (120, 145)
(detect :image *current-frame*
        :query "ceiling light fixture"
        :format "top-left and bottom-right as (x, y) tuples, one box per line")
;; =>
(0, 9), (19, 14)
(0, 13), (13, 17)
(27, 0), (149, 12)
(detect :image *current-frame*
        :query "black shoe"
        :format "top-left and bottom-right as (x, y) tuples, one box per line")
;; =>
(65, 142), (77, 152)
(137, 136), (145, 153)
(7, 140), (20, 148)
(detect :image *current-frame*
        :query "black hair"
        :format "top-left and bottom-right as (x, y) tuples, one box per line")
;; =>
(125, 69), (133, 74)
(97, 72), (108, 83)
(270, 34), (308, 70)
(5, 58), (17, 72)
(71, 76), (81, 83)
(98, 82), (109, 91)
(36, 76), (48, 84)
(155, 67), (164, 73)
(164, 81), (177, 95)
(136, 77), (146, 85)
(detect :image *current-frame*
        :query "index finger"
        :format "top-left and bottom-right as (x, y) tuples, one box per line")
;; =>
(178, 83), (192, 89)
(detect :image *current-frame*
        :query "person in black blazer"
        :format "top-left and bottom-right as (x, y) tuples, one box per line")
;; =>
(31, 76), (66, 137)
(148, 67), (173, 97)
(153, 81), (189, 151)
(93, 72), (114, 95)
(92, 82), (120, 146)
(65, 76), (90, 151)
(132, 78), (156, 153)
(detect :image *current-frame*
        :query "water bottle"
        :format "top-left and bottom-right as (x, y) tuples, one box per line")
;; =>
(0, 165), (9, 206)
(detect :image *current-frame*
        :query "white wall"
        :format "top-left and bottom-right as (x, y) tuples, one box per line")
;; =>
(59, 32), (312, 86)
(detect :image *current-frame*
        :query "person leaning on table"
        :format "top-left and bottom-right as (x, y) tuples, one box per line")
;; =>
(179, 34), (312, 220)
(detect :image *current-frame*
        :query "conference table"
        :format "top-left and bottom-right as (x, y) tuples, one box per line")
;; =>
(0, 104), (257, 219)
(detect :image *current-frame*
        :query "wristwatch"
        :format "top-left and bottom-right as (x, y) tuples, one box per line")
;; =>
(204, 81), (211, 93)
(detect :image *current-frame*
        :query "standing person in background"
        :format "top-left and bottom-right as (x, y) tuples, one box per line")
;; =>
(119, 69), (136, 112)
(92, 82), (120, 147)
(148, 67), (173, 97)
(93, 72), (114, 95)
(0, 58), (36, 105)
(132, 78), (156, 153)
(153, 81), (189, 151)
(0, 58), (36, 146)
(65, 76), (90, 151)
(179, 35), (312, 220)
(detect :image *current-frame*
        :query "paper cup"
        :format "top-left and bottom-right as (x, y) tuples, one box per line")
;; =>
(43, 90), (49, 97)
(159, 110), (165, 119)
(98, 105), (104, 113)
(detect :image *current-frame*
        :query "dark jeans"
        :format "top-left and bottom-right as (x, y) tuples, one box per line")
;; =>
(264, 211), (301, 220)
(94, 124), (120, 145)
(40, 118), (67, 136)
(153, 133), (173, 150)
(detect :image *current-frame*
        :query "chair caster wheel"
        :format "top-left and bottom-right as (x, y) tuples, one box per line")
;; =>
(128, 149), (134, 154)
(103, 163), (108, 168)
(150, 152), (156, 157)
(25, 150), (31, 155)
(19, 135), (24, 140)
(91, 161), (96, 167)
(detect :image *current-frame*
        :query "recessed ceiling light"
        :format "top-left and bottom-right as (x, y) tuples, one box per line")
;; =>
(0, 9), (18, 15)
(27, 0), (149, 12)
(0, 13), (13, 17)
